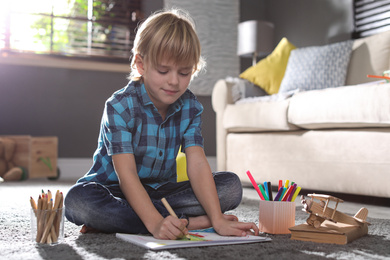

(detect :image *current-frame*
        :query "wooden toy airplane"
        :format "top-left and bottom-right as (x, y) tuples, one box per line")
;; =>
(300, 194), (370, 228)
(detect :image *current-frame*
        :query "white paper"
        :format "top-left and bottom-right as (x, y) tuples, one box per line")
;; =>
(116, 230), (271, 250)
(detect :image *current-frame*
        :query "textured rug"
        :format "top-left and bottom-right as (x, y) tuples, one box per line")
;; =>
(1, 180), (389, 260)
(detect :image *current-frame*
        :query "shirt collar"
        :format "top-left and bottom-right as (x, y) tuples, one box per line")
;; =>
(136, 81), (184, 115)
(137, 82), (154, 107)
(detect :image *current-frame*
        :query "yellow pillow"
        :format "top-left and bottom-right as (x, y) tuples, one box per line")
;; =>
(240, 37), (296, 94)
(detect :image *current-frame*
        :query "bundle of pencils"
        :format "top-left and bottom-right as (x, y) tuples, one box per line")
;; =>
(30, 190), (64, 244)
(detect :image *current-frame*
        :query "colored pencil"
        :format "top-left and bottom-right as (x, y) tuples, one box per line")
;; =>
(267, 182), (273, 201)
(282, 185), (294, 201)
(161, 198), (190, 240)
(291, 186), (302, 202)
(274, 187), (284, 201)
(246, 171), (265, 200)
(258, 184), (269, 201)
(367, 74), (390, 80)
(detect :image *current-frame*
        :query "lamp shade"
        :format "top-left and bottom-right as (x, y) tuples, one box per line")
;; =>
(237, 20), (274, 59)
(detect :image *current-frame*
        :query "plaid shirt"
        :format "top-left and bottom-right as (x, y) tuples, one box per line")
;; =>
(78, 80), (204, 189)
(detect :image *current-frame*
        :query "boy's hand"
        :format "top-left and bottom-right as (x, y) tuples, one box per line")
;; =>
(152, 216), (189, 240)
(213, 216), (259, 237)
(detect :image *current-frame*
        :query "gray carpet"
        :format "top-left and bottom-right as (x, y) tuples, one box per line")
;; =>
(1, 180), (389, 260)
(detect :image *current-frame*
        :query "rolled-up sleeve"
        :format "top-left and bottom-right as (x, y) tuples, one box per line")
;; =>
(103, 98), (134, 156)
(183, 99), (204, 149)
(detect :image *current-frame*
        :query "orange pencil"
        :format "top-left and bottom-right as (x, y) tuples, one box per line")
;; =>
(30, 197), (37, 217)
(367, 74), (390, 80)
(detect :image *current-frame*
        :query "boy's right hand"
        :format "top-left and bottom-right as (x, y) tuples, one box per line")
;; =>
(152, 215), (189, 240)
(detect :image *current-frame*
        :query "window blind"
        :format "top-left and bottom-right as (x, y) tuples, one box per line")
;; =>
(353, 0), (390, 38)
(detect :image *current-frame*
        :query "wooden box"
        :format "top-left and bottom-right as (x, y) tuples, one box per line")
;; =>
(2, 136), (58, 179)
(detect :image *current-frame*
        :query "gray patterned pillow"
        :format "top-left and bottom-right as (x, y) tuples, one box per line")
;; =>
(279, 40), (354, 93)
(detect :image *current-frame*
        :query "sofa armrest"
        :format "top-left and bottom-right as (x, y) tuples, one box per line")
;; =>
(212, 79), (235, 171)
(212, 79), (235, 112)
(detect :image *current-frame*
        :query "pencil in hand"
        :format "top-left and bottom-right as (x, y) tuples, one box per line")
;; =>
(161, 198), (190, 240)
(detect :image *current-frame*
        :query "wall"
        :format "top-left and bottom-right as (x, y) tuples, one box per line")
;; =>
(239, 0), (267, 72)
(264, 0), (354, 47)
(0, 62), (128, 157)
(165, 0), (240, 96)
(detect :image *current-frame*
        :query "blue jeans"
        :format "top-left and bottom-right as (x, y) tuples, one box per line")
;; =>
(64, 171), (242, 234)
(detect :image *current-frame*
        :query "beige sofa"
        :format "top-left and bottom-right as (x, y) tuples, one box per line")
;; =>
(212, 30), (390, 198)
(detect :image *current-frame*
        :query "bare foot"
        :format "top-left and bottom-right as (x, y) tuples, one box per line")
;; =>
(80, 225), (102, 234)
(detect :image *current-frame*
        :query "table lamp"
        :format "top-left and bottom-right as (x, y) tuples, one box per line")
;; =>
(237, 20), (274, 66)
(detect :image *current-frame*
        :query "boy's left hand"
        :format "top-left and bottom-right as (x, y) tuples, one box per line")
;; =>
(213, 216), (259, 237)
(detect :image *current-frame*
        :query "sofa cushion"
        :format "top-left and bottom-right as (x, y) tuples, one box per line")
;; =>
(279, 40), (354, 93)
(223, 98), (300, 132)
(239, 38), (296, 95)
(288, 82), (390, 129)
(346, 30), (390, 86)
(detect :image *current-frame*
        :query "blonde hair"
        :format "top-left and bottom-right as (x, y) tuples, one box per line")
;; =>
(129, 9), (205, 80)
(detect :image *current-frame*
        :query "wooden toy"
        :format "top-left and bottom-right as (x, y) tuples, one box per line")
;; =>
(300, 194), (369, 228)
(0, 136), (59, 180)
(0, 137), (26, 181)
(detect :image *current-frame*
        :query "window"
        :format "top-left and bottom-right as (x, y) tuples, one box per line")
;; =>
(0, 0), (142, 62)
(353, 0), (390, 38)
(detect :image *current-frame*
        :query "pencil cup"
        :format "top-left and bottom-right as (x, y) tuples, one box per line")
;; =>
(258, 201), (295, 234)
(31, 207), (65, 244)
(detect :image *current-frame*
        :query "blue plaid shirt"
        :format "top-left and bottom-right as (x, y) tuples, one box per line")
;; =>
(78, 80), (204, 189)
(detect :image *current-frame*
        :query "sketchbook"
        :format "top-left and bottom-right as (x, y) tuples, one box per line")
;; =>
(116, 229), (271, 250)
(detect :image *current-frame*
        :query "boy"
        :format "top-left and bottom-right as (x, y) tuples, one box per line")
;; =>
(65, 9), (259, 240)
